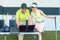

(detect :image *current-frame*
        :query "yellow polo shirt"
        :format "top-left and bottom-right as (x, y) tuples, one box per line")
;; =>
(16, 8), (30, 22)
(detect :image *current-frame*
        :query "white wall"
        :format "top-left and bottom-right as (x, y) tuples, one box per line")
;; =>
(1, 0), (59, 7)
(58, 0), (60, 7)
(0, 0), (3, 6)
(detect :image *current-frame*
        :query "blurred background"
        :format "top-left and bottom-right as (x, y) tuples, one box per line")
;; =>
(0, 0), (60, 40)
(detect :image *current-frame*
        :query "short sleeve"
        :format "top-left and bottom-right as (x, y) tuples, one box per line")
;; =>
(16, 9), (20, 19)
(27, 9), (30, 16)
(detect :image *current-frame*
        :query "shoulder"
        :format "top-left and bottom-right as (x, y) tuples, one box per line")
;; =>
(16, 8), (21, 13)
(16, 8), (22, 16)
(37, 9), (42, 12)
(26, 9), (30, 12)
(38, 9), (44, 13)
(26, 9), (29, 10)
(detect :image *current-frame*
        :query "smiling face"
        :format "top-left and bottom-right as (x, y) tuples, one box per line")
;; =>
(32, 7), (37, 12)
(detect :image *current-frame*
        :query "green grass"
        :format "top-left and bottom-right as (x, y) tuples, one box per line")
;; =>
(0, 31), (60, 40)
(57, 31), (60, 40)
(43, 31), (56, 40)
(24, 34), (38, 40)
(0, 34), (18, 40)
(43, 31), (60, 40)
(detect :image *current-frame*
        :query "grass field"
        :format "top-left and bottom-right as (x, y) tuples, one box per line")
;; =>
(0, 31), (60, 40)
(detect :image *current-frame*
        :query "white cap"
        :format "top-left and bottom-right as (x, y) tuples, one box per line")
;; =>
(31, 4), (37, 8)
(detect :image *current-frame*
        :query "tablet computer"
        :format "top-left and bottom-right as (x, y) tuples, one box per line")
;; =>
(19, 25), (35, 32)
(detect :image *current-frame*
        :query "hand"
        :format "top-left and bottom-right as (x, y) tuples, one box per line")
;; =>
(52, 16), (56, 19)
(17, 24), (20, 28)
(50, 16), (56, 19)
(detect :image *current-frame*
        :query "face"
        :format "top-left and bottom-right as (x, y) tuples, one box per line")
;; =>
(22, 9), (26, 13)
(32, 7), (36, 12)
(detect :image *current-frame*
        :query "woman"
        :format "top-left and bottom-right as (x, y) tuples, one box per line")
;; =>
(31, 3), (56, 40)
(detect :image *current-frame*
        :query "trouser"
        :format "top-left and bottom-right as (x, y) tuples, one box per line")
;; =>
(18, 34), (24, 40)
(18, 22), (25, 40)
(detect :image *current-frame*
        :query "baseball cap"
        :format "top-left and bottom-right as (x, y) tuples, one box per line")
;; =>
(21, 3), (27, 9)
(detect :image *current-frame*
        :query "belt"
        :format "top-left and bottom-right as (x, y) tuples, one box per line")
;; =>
(36, 20), (44, 23)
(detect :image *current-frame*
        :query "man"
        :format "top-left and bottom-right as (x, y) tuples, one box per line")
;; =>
(16, 3), (30, 40)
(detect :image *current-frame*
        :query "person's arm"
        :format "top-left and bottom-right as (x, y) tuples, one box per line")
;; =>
(4, 16), (7, 25)
(28, 15), (31, 24)
(16, 18), (20, 28)
(31, 16), (35, 25)
(4, 14), (8, 25)
(31, 12), (35, 25)
(16, 10), (20, 28)
(40, 10), (56, 19)
(27, 9), (31, 25)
